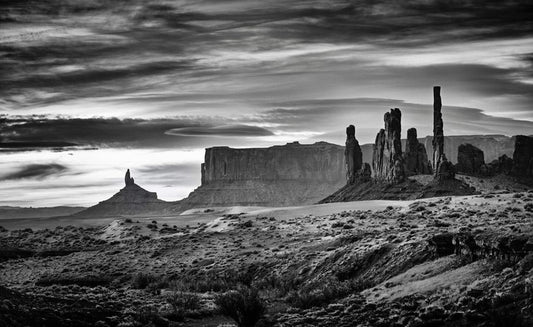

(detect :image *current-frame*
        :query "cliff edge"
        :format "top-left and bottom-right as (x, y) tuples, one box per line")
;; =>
(179, 142), (346, 209)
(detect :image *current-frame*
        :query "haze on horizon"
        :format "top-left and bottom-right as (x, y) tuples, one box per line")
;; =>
(1, 0), (533, 207)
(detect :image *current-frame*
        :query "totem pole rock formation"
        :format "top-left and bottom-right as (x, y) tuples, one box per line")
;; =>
(432, 86), (455, 181)
(372, 108), (406, 183)
(358, 163), (372, 182)
(345, 125), (363, 184)
(125, 169), (135, 187)
(512, 135), (533, 177)
(456, 143), (485, 175)
(405, 127), (432, 176)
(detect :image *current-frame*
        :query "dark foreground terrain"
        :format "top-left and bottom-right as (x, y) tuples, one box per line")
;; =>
(1, 187), (533, 326)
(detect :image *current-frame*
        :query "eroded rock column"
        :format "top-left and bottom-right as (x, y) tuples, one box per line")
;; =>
(405, 127), (432, 175)
(432, 86), (455, 181)
(345, 124), (363, 184)
(372, 108), (405, 183)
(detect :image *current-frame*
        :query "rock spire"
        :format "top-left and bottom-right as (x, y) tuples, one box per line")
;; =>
(432, 86), (455, 181)
(372, 108), (405, 183)
(405, 127), (432, 176)
(125, 169), (135, 187)
(345, 125), (363, 184)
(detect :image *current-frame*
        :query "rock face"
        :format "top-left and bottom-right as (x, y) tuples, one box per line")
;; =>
(432, 86), (455, 181)
(512, 135), (533, 177)
(486, 154), (514, 175)
(183, 142), (345, 208)
(456, 143), (485, 175)
(345, 125), (363, 184)
(372, 109), (405, 183)
(404, 128), (432, 176)
(74, 170), (170, 217)
(358, 163), (372, 182)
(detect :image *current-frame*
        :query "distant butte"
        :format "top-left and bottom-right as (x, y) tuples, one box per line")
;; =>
(73, 170), (172, 218)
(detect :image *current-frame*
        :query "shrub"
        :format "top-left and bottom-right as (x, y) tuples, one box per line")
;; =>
(286, 278), (371, 309)
(215, 286), (265, 327)
(165, 287), (201, 321)
(36, 273), (111, 287)
(131, 272), (159, 289)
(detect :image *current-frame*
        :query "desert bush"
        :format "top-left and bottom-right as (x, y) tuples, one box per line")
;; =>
(164, 285), (201, 321)
(215, 286), (265, 327)
(252, 271), (302, 297)
(131, 272), (159, 289)
(286, 278), (371, 309)
(36, 273), (111, 287)
(484, 308), (531, 327)
(132, 306), (169, 327)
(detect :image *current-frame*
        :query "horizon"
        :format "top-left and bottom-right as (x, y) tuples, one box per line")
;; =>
(1, 0), (533, 207)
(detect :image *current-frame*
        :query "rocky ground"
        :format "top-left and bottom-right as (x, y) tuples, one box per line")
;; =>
(1, 184), (533, 326)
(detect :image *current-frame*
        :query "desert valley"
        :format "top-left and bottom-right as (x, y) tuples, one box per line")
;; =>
(1, 86), (532, 327)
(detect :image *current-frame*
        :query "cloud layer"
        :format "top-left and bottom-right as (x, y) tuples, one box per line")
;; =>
(1, 0), (533, 206)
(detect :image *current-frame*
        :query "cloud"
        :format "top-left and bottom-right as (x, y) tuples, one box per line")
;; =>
(0, 163), (68, 181)
(2, 0), (533, 114)
(165, 124), (274, 137)
(0, 116), (276, 149)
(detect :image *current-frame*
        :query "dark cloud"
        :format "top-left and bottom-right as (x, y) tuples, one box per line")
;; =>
(0, 116), (275, 149)
(2, 0), (533, 109)
(0, 163), (68, 181)
(166, 125), (274, 137)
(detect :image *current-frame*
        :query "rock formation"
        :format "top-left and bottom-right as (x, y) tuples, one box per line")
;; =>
(183, 142), (346, 208)
(345, 125), (363, 184)
(74, 170), (171, 218)
(372, 108), (405, 183)
(485, 154), (513, 175)
(358, 163), (372, 182)
(125, 169), (134, 186)
(456, 143), (485, 175)
(511, 135), (533, 177)
(404, 128), (432, 176)
(422, 135), (515, 164)
(432, 86), (455, 181)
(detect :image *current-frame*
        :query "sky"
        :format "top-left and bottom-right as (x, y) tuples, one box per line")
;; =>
(1, 0), (533, 207)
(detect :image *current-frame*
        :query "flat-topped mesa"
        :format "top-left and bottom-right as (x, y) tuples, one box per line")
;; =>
(372, 108), (406, 183)
(456, 143), (485, 175)
(405, 127), (432, 176)
(345, 125), (363, 184)
(186, 142), (346, 208)
(125, 169), (135, 187)
(432, 86), (455, 181)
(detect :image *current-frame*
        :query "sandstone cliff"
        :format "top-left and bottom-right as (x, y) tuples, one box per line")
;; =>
(181, 142), (346, 208)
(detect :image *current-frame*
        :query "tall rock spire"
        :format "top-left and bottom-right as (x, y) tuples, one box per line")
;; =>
(432, 86), (455, 181)
(345, 124), (363, 184)
(432, 86), (444, 172)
